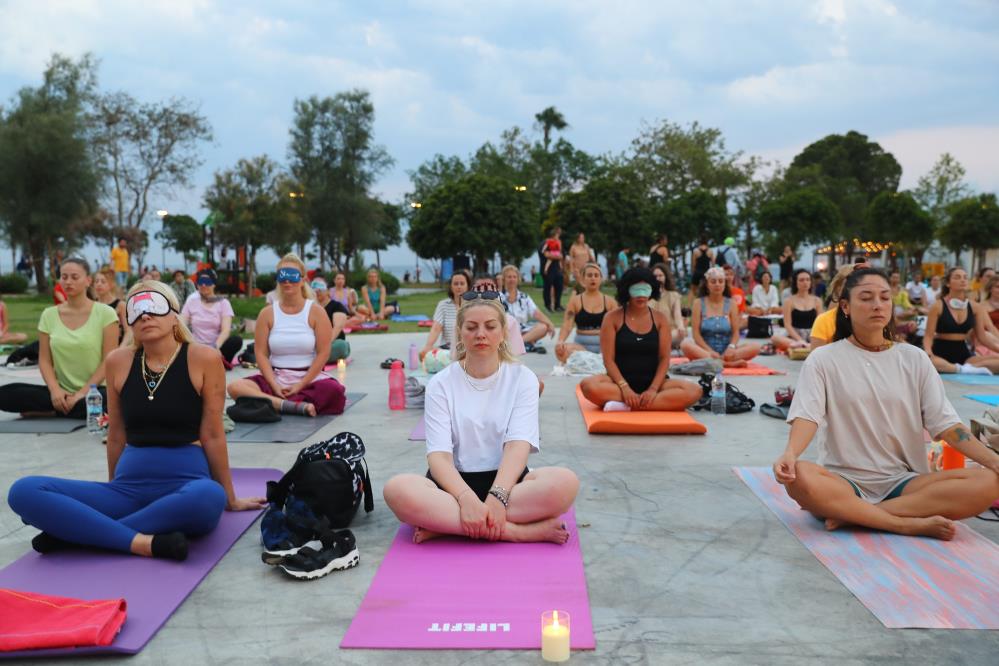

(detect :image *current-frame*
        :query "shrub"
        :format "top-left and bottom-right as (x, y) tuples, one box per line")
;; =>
(348, 269), (399, 295)
(0, 273), (28, 294)
(255, 272), (276, 294)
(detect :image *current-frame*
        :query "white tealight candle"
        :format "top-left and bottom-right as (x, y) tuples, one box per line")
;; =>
(541, 610), (570, 662)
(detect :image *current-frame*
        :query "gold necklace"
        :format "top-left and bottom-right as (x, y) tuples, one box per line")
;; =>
(460, 361), (500, 392)
(141, 343), (182, 401)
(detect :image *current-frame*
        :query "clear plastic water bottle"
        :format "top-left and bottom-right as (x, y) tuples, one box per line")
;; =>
(86, 385), (103, 435)
(408, 342), (419, 370)
(388, 360), (406, 410)
(710, 375), (726, 415)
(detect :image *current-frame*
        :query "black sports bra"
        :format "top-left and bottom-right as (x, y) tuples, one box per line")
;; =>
(937, 300), (975, 335)
(574, 295), (608, 330)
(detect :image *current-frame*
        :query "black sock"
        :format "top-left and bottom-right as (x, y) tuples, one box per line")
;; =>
(151, 532), (189, 561)
(31, 532), (71, 554)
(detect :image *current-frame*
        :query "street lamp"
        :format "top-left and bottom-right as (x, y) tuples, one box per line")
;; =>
(410, 201), (422, 209)
(289, 192), (305, 199)
(156, 210), (168, 217)
(514, 185), (527, 192)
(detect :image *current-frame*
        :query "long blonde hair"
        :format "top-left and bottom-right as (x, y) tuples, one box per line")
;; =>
(277, 252), (315, 303)
(96, 266), (121, 300)
(125, 280), (193, 349)
(453, 299), (518, 364)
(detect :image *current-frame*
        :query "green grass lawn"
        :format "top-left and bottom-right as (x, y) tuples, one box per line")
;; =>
(2, 285), (590, 342)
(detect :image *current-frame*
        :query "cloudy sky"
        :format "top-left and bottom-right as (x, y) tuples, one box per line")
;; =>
(1, 0), (997, 270)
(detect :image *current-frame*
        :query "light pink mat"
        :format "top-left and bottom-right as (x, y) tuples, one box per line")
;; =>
(408, 416), (426, 441)
(341, 509), (594, 650)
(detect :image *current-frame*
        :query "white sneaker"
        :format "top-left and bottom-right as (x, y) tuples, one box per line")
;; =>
(603, 400), (631, 412)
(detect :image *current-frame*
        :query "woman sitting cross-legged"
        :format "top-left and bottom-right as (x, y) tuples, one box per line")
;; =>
(420, 269), (470, 360)
(923, 267), (999, 375)
(773, 268), (999, 540)
(555, 262), (618, 363)
(180, 269), (245, 365)
(355, 268), (398, 322)
(747, 269), (781, 316)
(7, 281), (266, 560)
(680, 267), (760, 367)
(383, 298), (579, 544)
(227, 253), (345, 417)
(771, 268), (824, 352)
(0, 257), (118, 418)
(579, 267), (701, 411)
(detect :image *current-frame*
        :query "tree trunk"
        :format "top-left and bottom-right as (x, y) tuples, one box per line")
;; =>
(30, 239), (49, 294)
(247, 246), (256, 297)
(375, 249), (381, 270)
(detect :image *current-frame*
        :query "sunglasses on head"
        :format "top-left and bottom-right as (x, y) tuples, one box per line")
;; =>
(276, 268), (302, 283)
(125, 291), (177, 326)
(462, 290), (500, 302)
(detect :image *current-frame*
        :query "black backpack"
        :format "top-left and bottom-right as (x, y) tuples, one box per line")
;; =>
(266, 431), (374, 529)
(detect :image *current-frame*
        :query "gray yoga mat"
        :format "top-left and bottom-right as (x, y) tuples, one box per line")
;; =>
(227, 392), (366, 443)
(0, 417), (85, 434)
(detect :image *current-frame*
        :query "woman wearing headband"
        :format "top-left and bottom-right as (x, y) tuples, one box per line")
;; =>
(7, 280), (266, 560)
(555, 262), (618, 363)
(226, 253), (345, 416)
(680, 266), (761, 367)
(579, 267), (702, 411)
(384, 298), (578, 544)
(180, 269), (244, 365)
(0, 258), (118, 418)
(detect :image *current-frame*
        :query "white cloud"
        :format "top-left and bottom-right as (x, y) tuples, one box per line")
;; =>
(815, 0), (846, 25)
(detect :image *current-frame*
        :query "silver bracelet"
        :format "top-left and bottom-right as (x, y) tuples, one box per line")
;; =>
(488, 485), (510, 508)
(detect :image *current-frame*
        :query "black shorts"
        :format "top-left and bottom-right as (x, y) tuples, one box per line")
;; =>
(427, 467), (530, 502)
(691, 272), (705, 286)
(932, 339), (972, 365)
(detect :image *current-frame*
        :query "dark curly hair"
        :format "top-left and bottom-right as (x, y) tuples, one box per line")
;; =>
(616, 266), (661, 305)
(833, 267), (896, 342)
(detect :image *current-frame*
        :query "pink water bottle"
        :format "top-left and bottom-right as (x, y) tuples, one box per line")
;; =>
(388, 360), (406, 410)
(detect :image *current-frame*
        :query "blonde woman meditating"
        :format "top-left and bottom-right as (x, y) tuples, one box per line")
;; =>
(383, 298), (579, 545)
(356, 268), (397, 321)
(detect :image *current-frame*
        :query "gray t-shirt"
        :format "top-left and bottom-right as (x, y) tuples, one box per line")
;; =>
(787, 339), (961, 501)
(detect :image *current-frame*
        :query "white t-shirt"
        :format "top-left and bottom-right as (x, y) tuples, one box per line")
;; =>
(432, 299), (458, 348)
(502, 290), (539, 329)
(905, 280), (929, 304)
(424, 362), (540, 472)
(181, 296), (234, 346)
(751, 284), (780, 310)
(787, 340), (961, 502)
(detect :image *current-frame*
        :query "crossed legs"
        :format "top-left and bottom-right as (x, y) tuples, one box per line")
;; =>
(579, 374), (701, 410)
(782, 461), (999, 540)
(383, 467), (580, 544)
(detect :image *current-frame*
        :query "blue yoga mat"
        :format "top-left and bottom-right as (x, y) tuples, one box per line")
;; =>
(390, 314), (429, 322)
(965, 394), (999, 406)
(944, 374), (999, 386)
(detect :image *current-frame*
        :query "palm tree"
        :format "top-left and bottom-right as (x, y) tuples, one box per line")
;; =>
(534, 106), (568, 153)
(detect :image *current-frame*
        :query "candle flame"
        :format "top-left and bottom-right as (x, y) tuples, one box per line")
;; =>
(553, 610), (560, 627)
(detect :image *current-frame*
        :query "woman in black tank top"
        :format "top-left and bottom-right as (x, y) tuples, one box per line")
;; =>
(580, 267), (702, 411)
(6, 281), (265, 561)
(923, 267), (999, 374)
(555, 263), (619, 363)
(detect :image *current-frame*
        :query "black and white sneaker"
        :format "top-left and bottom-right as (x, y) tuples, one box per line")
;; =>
(261, 538), (324, 566)
(278, 530), (359, 580)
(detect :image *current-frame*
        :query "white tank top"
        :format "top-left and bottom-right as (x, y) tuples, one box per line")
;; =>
(269, 299), (317, 369)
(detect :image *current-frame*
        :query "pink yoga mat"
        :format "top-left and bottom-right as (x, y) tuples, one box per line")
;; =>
(408, 416), (426, 441)
(341, 509), (595, 650)
(0, 468), (279, 657)
(735, 466), (999, 629)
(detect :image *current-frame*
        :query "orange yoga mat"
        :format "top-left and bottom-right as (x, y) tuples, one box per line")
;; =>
(669, 357), (782, 376)
(575, 385), (706, 435)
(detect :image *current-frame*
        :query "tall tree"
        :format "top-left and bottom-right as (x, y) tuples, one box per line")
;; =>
(911, 152), (969, 266)
(939, 194), (999, 270)
(758, 189), (841, 266)
(203, 156), (303, 294)
(407, 174), (535, 272)
(288, 90), (394, 270)
(155, 213), (204, 265)
(784, 130), (901, 264)
(91, 91), (212, 271)
(0, 54), (101, 292)
(363, 201), (403, 269)
(534, 106), (567, 153)
(864, 192), (933, 273)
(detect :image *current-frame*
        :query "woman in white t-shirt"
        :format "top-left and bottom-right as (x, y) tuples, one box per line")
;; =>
(773, 268), (999, 540)
(180, 269), (243, 364)
(747, 270), (781, 316)
(384, 298), (579, 544)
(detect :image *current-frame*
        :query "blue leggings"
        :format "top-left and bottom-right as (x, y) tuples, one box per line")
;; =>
(7, 445), (226, 553)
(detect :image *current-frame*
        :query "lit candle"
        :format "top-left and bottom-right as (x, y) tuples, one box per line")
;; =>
(337, 358), (346, 380)
(541, 610), (570, 662)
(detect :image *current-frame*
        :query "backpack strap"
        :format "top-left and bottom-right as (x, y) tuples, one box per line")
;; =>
(359, 459), (374, 513)
(266, 456), (306, 506)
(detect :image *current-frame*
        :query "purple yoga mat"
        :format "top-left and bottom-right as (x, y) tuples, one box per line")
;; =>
(341, 509), (594, 650)
(0, 467), (279, 658)
(408, 416), (426, 441)
(736, 466), (999, 629)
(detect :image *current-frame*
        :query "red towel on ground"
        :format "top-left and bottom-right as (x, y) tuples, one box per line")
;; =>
(0, 588), (126, 651)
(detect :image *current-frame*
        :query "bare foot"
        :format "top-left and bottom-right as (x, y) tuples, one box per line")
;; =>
(824, 518), (846, 531)
(412, 527), (445, 544)
(724, 359), (748, 368)
(504, 518), (571, 545)
(303, 402), (317, 417)
(900, 516), (956, 541)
